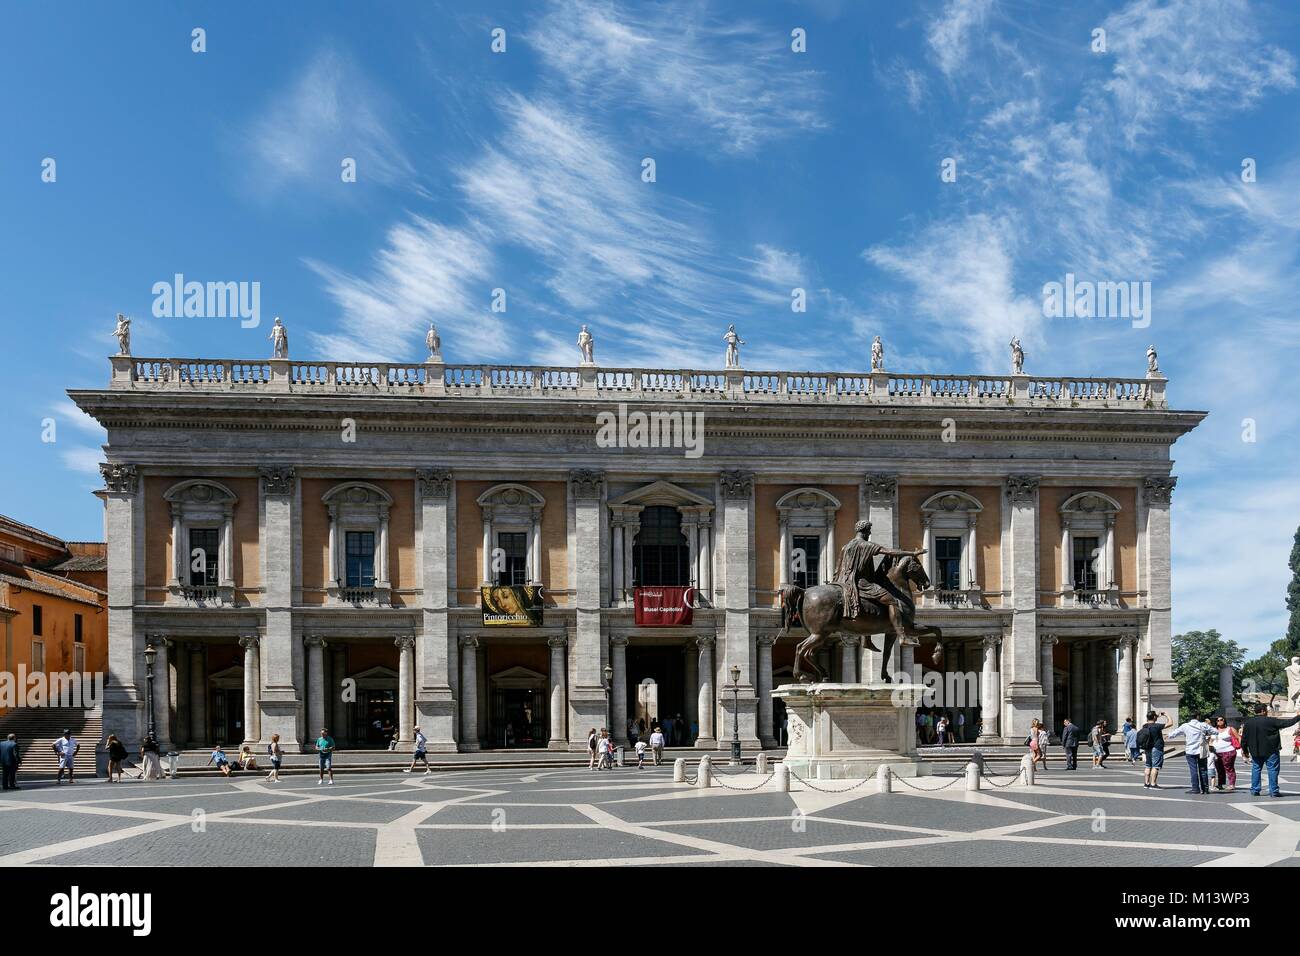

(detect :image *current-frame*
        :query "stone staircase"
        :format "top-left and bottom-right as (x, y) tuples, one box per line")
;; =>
(0, 706), (102, 774)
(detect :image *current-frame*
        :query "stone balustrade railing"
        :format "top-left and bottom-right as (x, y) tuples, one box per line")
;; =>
(108, 356), (1168, 408)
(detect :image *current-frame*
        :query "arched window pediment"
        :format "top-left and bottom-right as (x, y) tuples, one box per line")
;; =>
(323, 481), (394, 509)
(775, 487), (842, 517)
(1060, 492), (1122, 516)
(919, 491), (984, 515)
(164, 479), (239, 507)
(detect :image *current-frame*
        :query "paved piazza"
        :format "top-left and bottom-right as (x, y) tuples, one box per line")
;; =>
(5, 760), (1300, 867)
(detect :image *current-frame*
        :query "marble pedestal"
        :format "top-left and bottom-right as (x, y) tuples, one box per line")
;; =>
(773, 682), (931, 780)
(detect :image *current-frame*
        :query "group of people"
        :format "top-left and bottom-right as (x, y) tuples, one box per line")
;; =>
(589, 725), (668, 769)
(915, 709), (973, 746)
(627, 715), (693, 748)
(1044, 706), (1300, 796)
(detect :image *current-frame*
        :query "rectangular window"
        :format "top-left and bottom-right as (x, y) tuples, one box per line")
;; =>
(496, 532), (528, 586)
(74, 643), (86, 673)
(792, 535), (821, 589)
(32, 604), (43, 636)
(74, 614), (83, 643)
(345, 531), (376, 588)
(188, 527), (220, 587)
(32, 639), (44, 673)
(1073, 536), (1100, 590)
(935, 536), (963, 591)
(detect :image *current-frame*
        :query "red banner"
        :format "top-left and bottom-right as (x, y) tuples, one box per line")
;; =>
(633, 586), (694, 626)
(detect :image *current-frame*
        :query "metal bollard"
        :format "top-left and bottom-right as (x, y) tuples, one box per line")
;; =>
(1021, 753), (1035, 786)
(877, 764), (892, 793)
(696, 756), (712, 789)
(775, 763), (790, 792)
(756, 753), (768, 775)
(965, 761), (981, 791)
(673, 757), (686, 783)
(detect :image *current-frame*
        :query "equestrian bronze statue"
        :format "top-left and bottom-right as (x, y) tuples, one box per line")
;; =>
(778, 520), (943, 683)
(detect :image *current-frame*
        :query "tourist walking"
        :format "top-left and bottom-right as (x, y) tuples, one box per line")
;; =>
(1097, 720), (1111, 767)
(1240, 703), (1300, 797)
(140, 734), (162, 779)
(316, 727), (336, 785)
(53, 730), (78, 785)
(105, 734), (128, 783)
(587, 728), (598, 770)
(936, 716), (949, 746)
(1026, 719), (1042, 767)
(1168, 712), (1214, 794)
(207, 745), (233, 777)
(635, 738), (647, 769)
(957, 711), (966, 743)
(1036, 720), (1050, 770)
(1060, 717), (1081, 770)
(405, 726), (431, 775)
(0, 733), (19, 790)
(650, 725), (665, 765)
(1124, 723), (1140, 763)
(1137, 711), (1170, 788)
(266, 733), (284, 783)
(1088, 721), (1104, 768)
(1210, 716), (1240, 792)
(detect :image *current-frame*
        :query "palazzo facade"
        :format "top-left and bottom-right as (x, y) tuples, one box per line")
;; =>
(71, 352), (1203, 751)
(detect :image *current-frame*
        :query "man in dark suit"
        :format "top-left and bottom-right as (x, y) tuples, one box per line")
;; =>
(1060, 717), (1081, 770)
(1240, 704), (1300, 797)
(0, 734), (19, 790)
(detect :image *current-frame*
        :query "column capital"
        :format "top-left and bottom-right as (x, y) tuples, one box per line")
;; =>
(547, 634), (568, 649)
(145, 633), (172, 650)
(459, 635), (480, 650)
(718, 469), (753, 498)
(238, 633), (261, 651)
(99, 462), (139, 495)
(1040, 634), (1059, 647)
(982, 634), (1002, 650)
(1142, 475), (1177, 504)
(609, 635), (629, 648)
(568, 468), (606, 499)
(415, 467), (452, 498)
(756, 633), (777, 648)
(260, 466), (297, 496)
(1005, 474), (1041, 502)
(863, 472), (898, 503)
(394, 634), (416, 651)
(695, 635), (716, 650)
(304, 634), (327, 649)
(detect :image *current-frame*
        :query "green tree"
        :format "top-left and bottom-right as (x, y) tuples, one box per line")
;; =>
(1241, 638), (1290, 711)
(1286, 526), (1300, 653)
(1171, 629), (1246, 722)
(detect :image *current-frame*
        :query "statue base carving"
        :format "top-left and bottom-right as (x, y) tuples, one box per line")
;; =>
(773, 683), (932, 780)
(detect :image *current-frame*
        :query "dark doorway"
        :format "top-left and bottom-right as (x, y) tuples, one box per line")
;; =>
(624, 645), (686, 737)
(490, 687), (546, 748)
(357, 689), (397, 749)
(211, 689), (243, 745)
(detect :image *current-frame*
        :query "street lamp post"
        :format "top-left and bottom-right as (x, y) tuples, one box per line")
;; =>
(729, 664), (741, 763)
(603, 664), (614, 734)
(144, 642), (158, 740)
(1142, 652), (1154, 714)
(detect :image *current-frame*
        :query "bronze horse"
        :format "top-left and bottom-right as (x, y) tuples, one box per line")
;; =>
(778, 553), (943, 683)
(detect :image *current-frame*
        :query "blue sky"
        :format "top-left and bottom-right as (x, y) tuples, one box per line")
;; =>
(2, 0), (1298, 652)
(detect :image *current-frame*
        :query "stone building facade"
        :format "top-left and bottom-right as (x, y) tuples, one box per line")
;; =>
(70, 353), (1203, 752)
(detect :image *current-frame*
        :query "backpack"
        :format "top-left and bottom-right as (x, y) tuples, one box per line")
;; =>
(1136, 725), (1153, 751)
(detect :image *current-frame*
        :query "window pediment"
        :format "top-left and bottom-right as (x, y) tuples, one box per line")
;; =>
(609, 480), (712, 509)
(1060, 492), (1121, 516)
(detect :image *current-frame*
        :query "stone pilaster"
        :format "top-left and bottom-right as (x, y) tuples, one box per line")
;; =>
(415, 467), (457, 752)
(694, 635), (717, 749)
(459, 635), (480, 752)
(100, 462), (146, 748)
(1003, 475), (1042, 741)
(1142, 476), (1180, 714)
(864, 473), (900, 676)
(567, 469), (608, 748)
(259, 466), (302, 747)
(757, 633), (777, 748)
(717, 470), (758, 748)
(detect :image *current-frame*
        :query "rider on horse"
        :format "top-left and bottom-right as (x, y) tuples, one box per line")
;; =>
(834, 520), (926, 624)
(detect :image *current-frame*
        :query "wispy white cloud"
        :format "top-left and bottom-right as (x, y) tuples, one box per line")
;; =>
(59, 446), (103, 478)
(242, 48), (419, 196)
(926, 0), (994, 78)
(530, 0), (825, 154)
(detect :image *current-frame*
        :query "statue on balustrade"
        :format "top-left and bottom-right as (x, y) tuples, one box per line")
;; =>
(871, 335), (884, 371)
(1146, 344), (1159, 374)
(111, 313), (131, 356)
(269, 317), (288, 359)
(577, 324), (595, 365)
(723, 324), (744, 368)
(426, 322), (442, 363)
(778, 519), (940, 684)
(1010, 336), (1025, 374)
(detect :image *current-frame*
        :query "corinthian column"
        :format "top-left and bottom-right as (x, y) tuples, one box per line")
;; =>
(396, 634), (415, 745)
(610, 636), (629, 746)
(978, 635), (1001, 743)
(1040, 634), (1057, 739)
(548, 634), (568, 750)
(304, 635), (326, 745)
(757, 634), (776, 748)
(239, 633), (261, 745)
(695, 635), (716, 748)
(459, 636), (480, 752)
